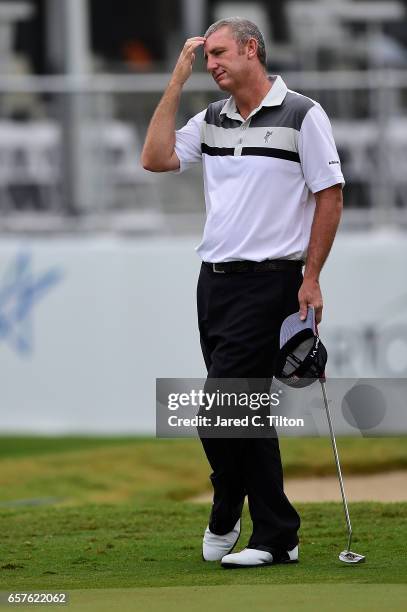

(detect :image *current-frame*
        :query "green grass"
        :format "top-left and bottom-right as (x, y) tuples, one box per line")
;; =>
(0, 436), (144, 459)
(0, 436), (406, 506)
(0, 436), (406, 610)
(2, 586), (407, 612)
(0, 501), (406, 591)
(33, 585), (407, 612)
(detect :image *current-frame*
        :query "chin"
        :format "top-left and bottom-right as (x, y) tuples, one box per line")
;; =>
(216, 78), (232, 92)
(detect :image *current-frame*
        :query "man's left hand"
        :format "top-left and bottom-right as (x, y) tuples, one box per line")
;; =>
(298, 278), (323, 324)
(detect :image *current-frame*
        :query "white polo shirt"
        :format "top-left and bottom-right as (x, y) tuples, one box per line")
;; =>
(174, 75), (344, 263)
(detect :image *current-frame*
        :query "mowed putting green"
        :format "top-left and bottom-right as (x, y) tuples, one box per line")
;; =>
(0, 501), (406, 591)
(0, 437), (406, 610)
(2, 585), (406, 612)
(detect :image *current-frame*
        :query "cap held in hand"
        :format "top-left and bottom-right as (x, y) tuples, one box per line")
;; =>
(275, 306), (327, 388)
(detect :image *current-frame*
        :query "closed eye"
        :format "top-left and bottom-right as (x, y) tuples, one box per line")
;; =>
(204, 48), (226, 60)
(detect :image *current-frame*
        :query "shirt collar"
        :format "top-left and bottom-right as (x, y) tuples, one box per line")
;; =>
(219, 75), (288, 121)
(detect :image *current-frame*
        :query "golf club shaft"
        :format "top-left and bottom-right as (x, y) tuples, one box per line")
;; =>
(320, 380), (352, 552)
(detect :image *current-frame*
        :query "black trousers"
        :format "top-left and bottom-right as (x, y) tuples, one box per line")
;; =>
(197, 262), (302, 552)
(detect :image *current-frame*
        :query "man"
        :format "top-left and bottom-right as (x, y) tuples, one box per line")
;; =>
(142, 17), (343, 568)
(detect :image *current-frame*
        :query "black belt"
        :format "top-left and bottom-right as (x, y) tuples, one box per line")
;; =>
(203, 259), (303, 274)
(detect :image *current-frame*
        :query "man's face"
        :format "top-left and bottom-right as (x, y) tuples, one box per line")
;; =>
(204, 27), (250, 91)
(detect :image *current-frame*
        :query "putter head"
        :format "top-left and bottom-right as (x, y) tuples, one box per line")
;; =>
(339, 550), (366, 564)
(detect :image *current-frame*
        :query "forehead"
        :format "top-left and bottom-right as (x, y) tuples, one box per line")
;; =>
(204, 26), (237, 51)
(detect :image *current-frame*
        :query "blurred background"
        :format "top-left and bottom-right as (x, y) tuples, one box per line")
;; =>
(0, 0), (406, 435)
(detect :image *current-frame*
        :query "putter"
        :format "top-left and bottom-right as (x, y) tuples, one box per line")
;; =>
(320, 378), (366, 564)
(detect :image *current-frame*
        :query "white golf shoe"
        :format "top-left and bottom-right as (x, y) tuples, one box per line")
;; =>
(202, 519), (241, 561)
(221, 545), (299, 568)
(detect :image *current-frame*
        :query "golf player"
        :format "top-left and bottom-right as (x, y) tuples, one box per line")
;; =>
(142, 17), (344, 568)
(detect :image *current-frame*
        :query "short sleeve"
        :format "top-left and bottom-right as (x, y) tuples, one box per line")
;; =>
(173, 109), (206, 173)
(298, 104), (345, 193)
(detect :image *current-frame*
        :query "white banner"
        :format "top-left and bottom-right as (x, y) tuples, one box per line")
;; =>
(0, 231), (406, 434)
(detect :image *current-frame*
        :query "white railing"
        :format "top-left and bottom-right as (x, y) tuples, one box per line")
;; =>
(1, 69), (407, 91)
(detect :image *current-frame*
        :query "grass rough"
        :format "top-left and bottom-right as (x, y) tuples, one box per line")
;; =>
(0, 437), (406, 506)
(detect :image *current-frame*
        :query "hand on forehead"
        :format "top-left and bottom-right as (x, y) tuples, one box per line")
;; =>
(204, 27), (234, 48)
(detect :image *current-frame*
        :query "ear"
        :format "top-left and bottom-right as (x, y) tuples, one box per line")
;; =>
(246, 37), (258, 60)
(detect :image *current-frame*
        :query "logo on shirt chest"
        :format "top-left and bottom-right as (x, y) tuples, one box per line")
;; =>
(264, 130), (273, 143)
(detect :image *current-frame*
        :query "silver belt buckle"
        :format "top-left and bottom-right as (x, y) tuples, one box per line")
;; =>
(213, 263), (225, 273)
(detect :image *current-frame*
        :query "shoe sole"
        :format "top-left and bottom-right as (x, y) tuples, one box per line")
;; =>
(221, 559), (299, 569)
(202, 523), (242, 562)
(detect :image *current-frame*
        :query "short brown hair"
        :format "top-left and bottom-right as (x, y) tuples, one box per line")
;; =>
(205, 17), (267, 67)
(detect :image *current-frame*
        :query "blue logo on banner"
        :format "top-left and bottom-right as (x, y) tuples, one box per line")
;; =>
(0, 252), (64, 356)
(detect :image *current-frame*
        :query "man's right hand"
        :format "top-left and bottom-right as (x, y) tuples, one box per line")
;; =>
(142, 37), (205, 172)
(171, 37), (206, 86)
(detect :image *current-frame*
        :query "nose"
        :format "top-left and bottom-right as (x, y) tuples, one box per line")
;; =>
(206, 55), (218, 73)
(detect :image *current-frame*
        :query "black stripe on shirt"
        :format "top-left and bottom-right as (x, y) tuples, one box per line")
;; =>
(201, 144), (235, 156)
(242, 147), (300, 162)
(201, 143), (300, 163)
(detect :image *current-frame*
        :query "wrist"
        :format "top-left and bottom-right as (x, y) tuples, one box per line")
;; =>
(303, 274), (320, 283)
